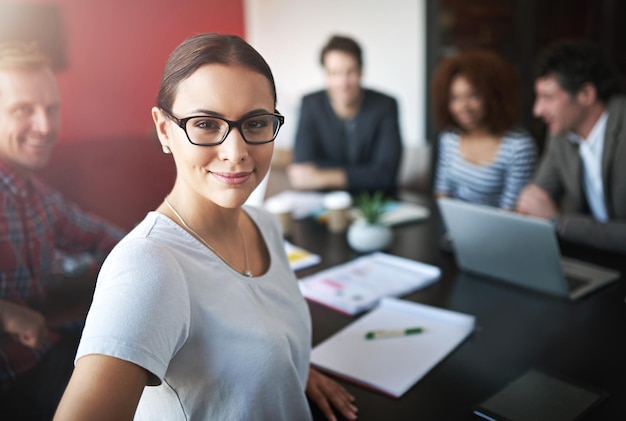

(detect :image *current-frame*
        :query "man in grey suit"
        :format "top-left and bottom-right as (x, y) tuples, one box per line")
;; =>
(517, 41), (626, 254)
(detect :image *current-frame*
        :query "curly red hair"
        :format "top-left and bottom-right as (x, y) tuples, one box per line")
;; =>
(431, 50), (520, 135)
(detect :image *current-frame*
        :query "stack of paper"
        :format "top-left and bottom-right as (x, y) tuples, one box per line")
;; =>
(311, 297), (475, 397)
(265, 191), (325, 219)
(285, 241), (321, 271)
(298, 253), (440, 315)
(377, 201), (430, 226)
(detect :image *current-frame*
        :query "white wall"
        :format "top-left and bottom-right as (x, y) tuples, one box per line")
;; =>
(244, 0), (426, 151)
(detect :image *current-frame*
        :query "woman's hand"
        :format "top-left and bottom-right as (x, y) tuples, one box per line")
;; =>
(306, 367), (357, 420)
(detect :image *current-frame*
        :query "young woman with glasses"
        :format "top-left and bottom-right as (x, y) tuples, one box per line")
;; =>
(54, 33), (357, 421)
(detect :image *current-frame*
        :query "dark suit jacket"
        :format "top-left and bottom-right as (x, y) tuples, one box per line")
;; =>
(534, 95), (626, 253)
(293, 89), (402, 196)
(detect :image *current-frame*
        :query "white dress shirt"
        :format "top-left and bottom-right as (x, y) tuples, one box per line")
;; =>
(570, 111), (609, 222)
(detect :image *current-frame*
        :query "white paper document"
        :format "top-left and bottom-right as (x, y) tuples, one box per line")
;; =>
(285, 241), (321, 271)
(377, 201), (430, 226)
(311, 297), (476, 398)
(265, 190), (325, 219)
(298, 253), (441, 315)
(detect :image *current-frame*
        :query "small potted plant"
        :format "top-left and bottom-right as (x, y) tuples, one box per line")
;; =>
(347, 191), (393, 253)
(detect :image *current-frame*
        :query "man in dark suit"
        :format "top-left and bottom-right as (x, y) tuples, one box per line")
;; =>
(287, 35), (402, 197)
(517, 41), (626, 254)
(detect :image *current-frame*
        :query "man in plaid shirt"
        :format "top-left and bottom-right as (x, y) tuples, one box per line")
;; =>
(0, 42), (124, 418)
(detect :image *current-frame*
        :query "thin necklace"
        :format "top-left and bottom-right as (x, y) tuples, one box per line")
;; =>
(163, 197), (252, 277)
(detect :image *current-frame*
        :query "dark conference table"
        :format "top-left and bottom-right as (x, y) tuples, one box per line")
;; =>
(289, 196), (626, 421)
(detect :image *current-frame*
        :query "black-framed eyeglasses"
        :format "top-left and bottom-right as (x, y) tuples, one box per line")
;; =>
(161, 109), (284, 146)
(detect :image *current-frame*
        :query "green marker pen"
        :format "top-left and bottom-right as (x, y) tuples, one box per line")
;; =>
(365, 327), (424, 340)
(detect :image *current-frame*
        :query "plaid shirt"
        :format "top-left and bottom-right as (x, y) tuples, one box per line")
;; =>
(0, 159), (125, 390)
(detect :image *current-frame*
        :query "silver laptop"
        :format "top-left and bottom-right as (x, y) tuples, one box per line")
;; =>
(437, 198), (620, 300)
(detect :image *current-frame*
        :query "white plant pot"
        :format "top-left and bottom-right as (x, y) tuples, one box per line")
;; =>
(347, 221), (393, 253)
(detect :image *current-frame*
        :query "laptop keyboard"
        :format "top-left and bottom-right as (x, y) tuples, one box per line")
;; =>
(565, 274), (589, 292)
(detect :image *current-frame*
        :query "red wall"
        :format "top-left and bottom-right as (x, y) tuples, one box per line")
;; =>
(19, 0), (245, 143)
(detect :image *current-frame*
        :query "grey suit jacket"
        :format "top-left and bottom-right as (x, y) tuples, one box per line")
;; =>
(534, 95), (626, 253)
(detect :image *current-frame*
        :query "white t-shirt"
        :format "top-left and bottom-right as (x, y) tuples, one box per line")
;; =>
(76, 206), (313, 420)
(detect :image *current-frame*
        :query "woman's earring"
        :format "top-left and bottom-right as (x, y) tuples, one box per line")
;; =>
(162, 145), (171, 154)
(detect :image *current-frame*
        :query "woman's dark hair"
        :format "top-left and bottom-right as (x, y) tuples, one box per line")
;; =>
(431, 49), (519, 135)
(534, 40), (623, 103)
(319, 35), (362, 68)
(157, 33), (277, 111)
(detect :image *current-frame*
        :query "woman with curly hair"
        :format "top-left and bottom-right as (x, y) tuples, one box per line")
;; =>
(432, 50), (537, 209)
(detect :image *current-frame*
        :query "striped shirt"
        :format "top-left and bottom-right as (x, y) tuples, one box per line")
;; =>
(0, 159), (124, 391)
(435, 130), (537, 209)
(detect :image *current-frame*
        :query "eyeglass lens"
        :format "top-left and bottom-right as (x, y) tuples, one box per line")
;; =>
(186, 115), (280, 145)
